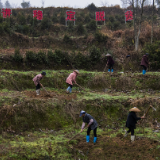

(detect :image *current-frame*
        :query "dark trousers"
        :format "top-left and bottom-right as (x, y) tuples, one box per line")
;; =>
(127, 127), (134, 135)
(87, 127), (97, 137)
(109, 64), (114, 70)
(36, 84), (41, 90)
(67, 83), (72, 88)
(142, 65), (147, 71)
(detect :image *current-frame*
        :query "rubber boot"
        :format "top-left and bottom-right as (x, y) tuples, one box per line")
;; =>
(108, 69), (110, 72)
(69, 87), (72, 93)
(111, 69), (113, 73)
(131, 135), (135, 142)
(66, 86), (70, 93)
(86, 135), (90, 143)
(93, 137), (97, 144)
(36, 89), (40, 95)
(124, 130), (128, 137)
(142, 70), (145, 75)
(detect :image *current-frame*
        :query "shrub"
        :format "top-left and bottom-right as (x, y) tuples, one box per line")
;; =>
(17, 14), (26, 25)
(109, 16), (115, 23)
(95, 32), (108, 43)
(63, 34), (72, 44)
(3, 22), (11, 34)
(25, 51), (37, 63)
(76, 23), (85, 35)
(142, 41), (160, 70)
(68, 21), (74, 32)
(84, 15), (91, 23)
(23, 25), (29, 35)
(86, 20), (97, 31)
(53, 49), (67, 64)
(41, 17), (52, 30)
(89, 45), (101, 65)
(12, 49), (23, 63)
(74, 52), (90, 68)
(37, 51), (47, 64)
(52, 15), (59, 23)
(59, 15), (65, 25)
(47, 50), (54, 63)
(0, 16), (3, 23)
(0, 24), (4, 35)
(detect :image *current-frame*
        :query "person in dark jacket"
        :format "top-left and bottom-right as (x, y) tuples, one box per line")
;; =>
(106, 53), (115, 73)
(80, 110), (98, 144)
(124, 107), (145, 142)
(140, 53), (149, 75)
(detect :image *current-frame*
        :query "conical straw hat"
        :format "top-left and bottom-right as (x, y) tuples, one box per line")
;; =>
(74, 70), (79, 74)
(105, 53), (111, 57)
(129, 107), (141, 112)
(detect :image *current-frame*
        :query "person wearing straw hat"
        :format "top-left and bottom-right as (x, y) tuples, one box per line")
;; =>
(66, 70), (79, 93)
(124, 107), (145, 142)
(105, 53), (115, 73)
(33, 71), (46, 95)
(80, 110), (98, 144)
(140, 53), (149, 75)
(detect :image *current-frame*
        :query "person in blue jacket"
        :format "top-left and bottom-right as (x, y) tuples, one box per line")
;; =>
(80, 110), (98, 144)
(124, 107), (145, 142)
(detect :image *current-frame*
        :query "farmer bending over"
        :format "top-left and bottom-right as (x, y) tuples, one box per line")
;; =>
(66, 70), (79, 93)
(80, 110), (98, 144)
(33, 71), (46, 95)
(124, 107), (145, 142)
(140, 53), (149, 75)
(106, 53), (114, 73)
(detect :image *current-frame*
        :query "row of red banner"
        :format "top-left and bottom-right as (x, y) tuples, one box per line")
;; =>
(1, 9), (133, 22)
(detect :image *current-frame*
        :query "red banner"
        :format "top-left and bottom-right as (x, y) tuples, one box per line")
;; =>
(96, 11), (105, 21)
(1, 8), (12, 18)
(66, 11), (75, 21)
(125, 10), (133, 22)
(33, 10), (43, 20)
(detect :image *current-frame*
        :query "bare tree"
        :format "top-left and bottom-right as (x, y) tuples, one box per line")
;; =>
(100, 0), (108, 7)
(121, 0), (146, 51)
(41, 0), (45, 8)
(5, 0), (11, 8)
(0, 0), (3, 8)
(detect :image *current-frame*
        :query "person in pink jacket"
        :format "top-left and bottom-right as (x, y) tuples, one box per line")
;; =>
(66, 70), (79, 93)
(33, 71), (46, 95)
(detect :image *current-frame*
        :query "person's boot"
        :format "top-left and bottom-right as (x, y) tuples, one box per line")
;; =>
(93, 137), (97, 144)
(36, 89), (40, 95)
(124, 130), (128, 137)
(108, 69), (110, 72)
(69, 87), (72, 93)
(111, 69), (114, 73)
(142, 70), (145, 75)
(131, 135), (135, 142)
(66, 87), (70, 93)
(86, 135), (90, 143)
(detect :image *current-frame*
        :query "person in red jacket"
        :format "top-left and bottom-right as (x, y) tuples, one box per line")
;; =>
(33, 71), (46, 95)
(140, 53), (149, 75)
(66, 70), (79, 93)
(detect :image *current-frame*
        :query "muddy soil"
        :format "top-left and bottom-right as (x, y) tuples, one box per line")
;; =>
(24, 90), (77, 101)
(73, 133), (160, 160)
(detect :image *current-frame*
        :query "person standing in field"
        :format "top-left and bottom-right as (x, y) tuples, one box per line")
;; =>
(106, 53), (115, 73)
(140, 53), (149, 75)
(66, 70), (79, 93)
(33, 71), (46, 95)
(80, 110), (98, 144)
(124, 107), (145, 142)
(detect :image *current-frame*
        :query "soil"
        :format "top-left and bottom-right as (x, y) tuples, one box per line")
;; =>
(73, 133), (160, 160)
(24, 90), (77, 101)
